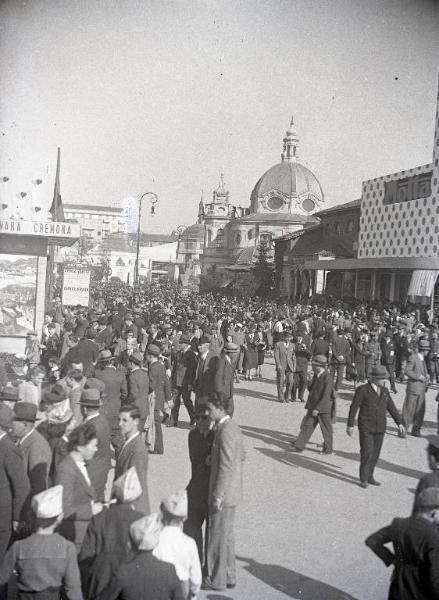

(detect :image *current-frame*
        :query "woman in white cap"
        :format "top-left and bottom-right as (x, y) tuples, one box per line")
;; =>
(105, 513), (184, 600)
(0, 485), (83, 600)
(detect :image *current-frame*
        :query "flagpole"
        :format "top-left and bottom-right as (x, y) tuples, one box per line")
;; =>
(45, 147), (62, 313)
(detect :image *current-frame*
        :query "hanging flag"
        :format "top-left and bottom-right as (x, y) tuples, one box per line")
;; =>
(49, 147), (65, 221)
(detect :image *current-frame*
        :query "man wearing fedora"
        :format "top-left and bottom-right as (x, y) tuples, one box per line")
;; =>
(274, 331), (296, 403)
(402, 338), (430, 437)
(0, 402), (29, 565)
(290, 355), (334, 454)
(80, 387), (111, 501)
(94, 349), (127, 453)
(146, 344), (171, 454)
(12, 402), (52, 501)
(171, 335), (197, 427)
(127, 352), (150, 433)
(194, 336), (219, 404)
(347, 365), (405, 488)
(214, 342), (240, 417)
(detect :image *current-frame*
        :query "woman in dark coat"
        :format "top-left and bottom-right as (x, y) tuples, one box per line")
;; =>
(55, 422), (102, 552)
(242, 325), (258, 380)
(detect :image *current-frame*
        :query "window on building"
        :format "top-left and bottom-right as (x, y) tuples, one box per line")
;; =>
(248, 229), (253, 240)
(215, 229), (224, 248)
(235, 231), (242, 246)
(347, 220), (354, 232)
(335, 223), (342, 235)
(208, 230), (212, 245)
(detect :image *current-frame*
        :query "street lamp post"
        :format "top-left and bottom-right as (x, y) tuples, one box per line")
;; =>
(134, 191), (158, 287)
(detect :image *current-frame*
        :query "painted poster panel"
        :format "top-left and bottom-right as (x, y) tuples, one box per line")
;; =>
(0, 254), (37, 335)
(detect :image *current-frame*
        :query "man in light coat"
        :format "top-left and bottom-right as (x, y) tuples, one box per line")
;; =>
(203, 394), (245, 592)
(402, 338), (430, 437)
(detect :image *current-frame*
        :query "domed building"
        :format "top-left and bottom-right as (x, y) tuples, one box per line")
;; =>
(198, 117), (324, 278)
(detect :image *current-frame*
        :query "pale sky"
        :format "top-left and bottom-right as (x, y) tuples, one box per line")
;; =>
(1, 0), (438, 233)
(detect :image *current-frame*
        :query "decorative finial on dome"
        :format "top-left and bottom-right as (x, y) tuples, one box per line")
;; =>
(281, 116), (299, 163)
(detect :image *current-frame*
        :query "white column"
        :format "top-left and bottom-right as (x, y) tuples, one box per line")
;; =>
(35, 255), (47, 340)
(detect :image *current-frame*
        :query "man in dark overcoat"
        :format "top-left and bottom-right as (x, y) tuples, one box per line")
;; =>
(365, 487), (439, 600)
(0, 403), (29, 565)
(171, 335), (197, 426)
(380, 329), (398, 393)
(290, 355), (334, 454)
(194, 336), (218, 404)
(347, 365), (405, 488)
(94, 349), (127, 452)
(146, 344), (171, 454)
(80, 387), (111, 501)
(184, 403), (214, 566)
(213, 343), (239, 417)
(127, 352), (150, 432)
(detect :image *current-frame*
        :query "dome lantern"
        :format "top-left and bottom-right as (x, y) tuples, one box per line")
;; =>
(281, 116), (299, 163)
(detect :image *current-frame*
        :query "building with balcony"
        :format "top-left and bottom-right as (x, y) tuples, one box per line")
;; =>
(64, 203), (129, 241)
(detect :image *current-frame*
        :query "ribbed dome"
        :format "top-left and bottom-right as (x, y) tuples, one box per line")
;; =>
(250, 161), (324, 213)
(181, 223), (205, 239)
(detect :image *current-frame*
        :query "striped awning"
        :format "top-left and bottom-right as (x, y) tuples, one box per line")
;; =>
(408, 270), (439, 297)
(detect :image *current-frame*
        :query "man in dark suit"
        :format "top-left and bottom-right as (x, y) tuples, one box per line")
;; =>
(0, 403), (29, 565)
(365, 487), (439, 600)
(127, 352), (150, 432)
(184, 403), (214, 566)
(95, 349), (127, 452)
(171, 335), (197, 426)
(64, 328), (99, 377)
(380, 329), (397, 393)
(274, 331), (296, 403)
(80, 387), (112, 501)
(203, 394), (245, 592)
(146, 344), (172, 454)
(194, 335), (218, 404)
(347, 365), (405, 488)
(290, 355), (334, 454)
(330, 328), (351, 391)
(213, 343), (239, 417)
(292, 333), (311, 402)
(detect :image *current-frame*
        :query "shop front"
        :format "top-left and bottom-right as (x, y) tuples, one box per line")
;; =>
(0, 219), (80, 353)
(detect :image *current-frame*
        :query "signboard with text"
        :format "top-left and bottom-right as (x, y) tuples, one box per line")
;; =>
(62, 267), (91, 306)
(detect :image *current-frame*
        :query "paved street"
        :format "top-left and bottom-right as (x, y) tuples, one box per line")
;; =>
(148, 358), (438, 600)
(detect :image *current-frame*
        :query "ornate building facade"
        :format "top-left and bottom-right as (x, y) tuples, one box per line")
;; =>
(196, 117), (324, 278)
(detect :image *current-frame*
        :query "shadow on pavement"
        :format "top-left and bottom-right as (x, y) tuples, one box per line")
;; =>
(335, 450), (424, 480)
(236, 556), (359, 599)
(205, 595), (233, 600)
(240, 425), (293, 447)
(256, 447), (360, 485)
(236, 387), (278, 403)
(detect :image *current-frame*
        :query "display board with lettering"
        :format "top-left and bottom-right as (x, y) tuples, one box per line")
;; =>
(62, 267), (91, 306)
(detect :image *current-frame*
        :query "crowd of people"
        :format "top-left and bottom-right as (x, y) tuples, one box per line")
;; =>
(1, 280), (439, 599)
